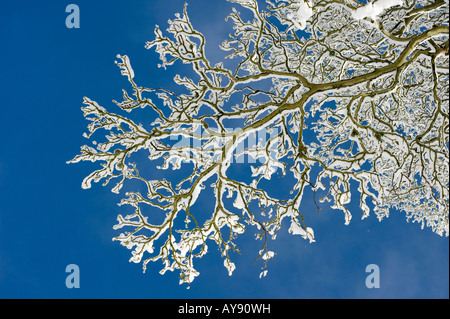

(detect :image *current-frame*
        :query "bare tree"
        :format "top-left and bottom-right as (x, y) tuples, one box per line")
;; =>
(68, 0), (449, 285)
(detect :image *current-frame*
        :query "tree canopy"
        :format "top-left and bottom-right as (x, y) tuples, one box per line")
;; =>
(69, 0), (449, 285)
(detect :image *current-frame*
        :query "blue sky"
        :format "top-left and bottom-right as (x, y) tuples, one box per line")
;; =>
(0, 0), (448, 299)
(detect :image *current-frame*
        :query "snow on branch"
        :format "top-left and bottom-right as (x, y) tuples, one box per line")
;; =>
(69, 0), (449, 286)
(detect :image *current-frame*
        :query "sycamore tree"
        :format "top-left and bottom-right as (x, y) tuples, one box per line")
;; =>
(68, 0), (449, 286)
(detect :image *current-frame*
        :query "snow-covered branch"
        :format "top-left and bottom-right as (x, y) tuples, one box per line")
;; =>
(69, 0), (449, 285)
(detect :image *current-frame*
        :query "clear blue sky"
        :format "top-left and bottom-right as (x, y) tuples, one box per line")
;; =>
(0, 0), (448, 299)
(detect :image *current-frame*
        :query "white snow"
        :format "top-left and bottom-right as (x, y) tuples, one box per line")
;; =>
(224, 258), (236, 276)
(233, 193), (246, 209)
(285, 0), (314, 30)
(352, 0), (403, 20)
